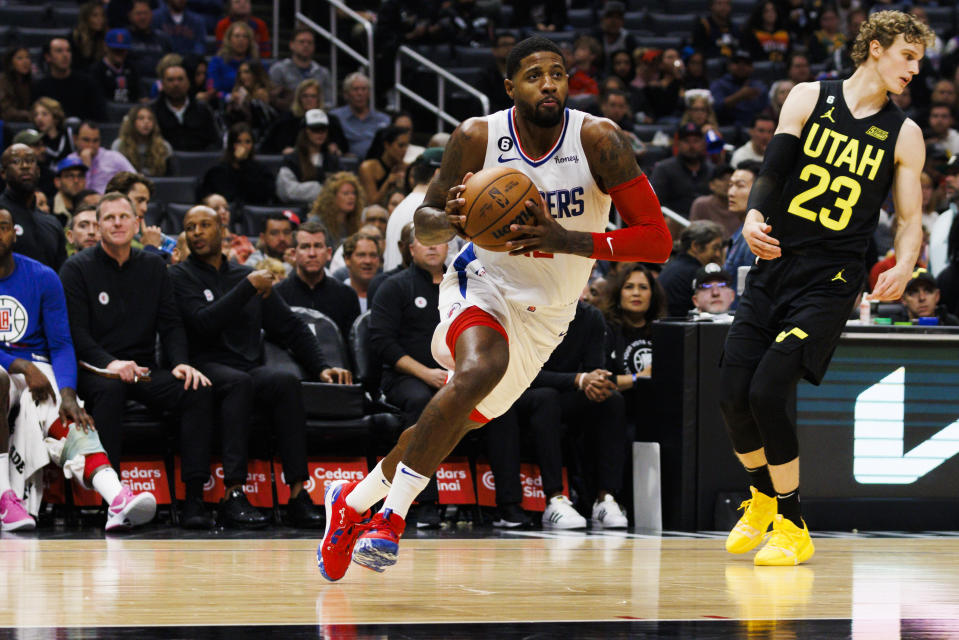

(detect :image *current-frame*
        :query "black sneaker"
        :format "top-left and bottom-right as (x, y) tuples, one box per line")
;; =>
(493, 503), (531, 529)
(181, 497), (214, 530)
(286, 490), (324, 529)
(414, 502), (443, 529)
(219, 487), (269, 529)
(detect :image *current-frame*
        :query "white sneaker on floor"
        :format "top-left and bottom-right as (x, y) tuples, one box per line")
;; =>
(542, 495), (586, 529)
(0, 490), (35, 531)
(105, 487), (157, 532)
(591, 494), (628, 529)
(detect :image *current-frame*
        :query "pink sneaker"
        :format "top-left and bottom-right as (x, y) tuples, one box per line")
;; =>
(0, 490), (36, 531)
(105, 487), (156, 531)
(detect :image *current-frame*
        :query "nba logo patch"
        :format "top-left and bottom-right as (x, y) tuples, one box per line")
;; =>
(98, 291), (109, 305)
(203, 289), (214, 301)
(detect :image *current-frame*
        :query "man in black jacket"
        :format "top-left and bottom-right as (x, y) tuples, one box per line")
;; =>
(152, 62), (219, 151)
(658, 220), (725, 317)
(0, 145), (67, 271)
(33, 38), (107, 122)
(59, 193), (215, 529)
(170, 206), (353, 528)
(274, 220), (360, 342)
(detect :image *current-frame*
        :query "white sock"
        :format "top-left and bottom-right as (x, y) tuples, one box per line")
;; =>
(381, 462), (429, 520)
(91, 467), (123, 503)
(0, 454), (9, 494)
(345, 460), (391, 513)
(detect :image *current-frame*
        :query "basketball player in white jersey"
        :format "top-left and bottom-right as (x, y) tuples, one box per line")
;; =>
(317, 36), (672, 581)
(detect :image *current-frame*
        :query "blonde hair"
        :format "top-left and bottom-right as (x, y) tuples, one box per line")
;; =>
(32, 96), (65, 129)
(218, 21), (258, 61)
(292, 78), (323, 117)
(850, 10), (935, 67)
(310, 172), (366, 243)
(116, 105), (171, 176)
(680, 95), (719, 129)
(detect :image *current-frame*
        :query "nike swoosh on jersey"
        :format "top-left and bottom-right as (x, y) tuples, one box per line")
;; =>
(498, 154), (519, 163)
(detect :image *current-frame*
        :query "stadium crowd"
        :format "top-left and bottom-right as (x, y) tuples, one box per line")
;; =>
(1, 0), (959, 532)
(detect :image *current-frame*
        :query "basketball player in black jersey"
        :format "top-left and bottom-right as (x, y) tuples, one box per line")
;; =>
(719, 11), (933, 565)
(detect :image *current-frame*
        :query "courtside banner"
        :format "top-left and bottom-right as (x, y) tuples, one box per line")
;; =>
(174, 458), (274, 506)
(475, 461), (569, 511)
(120, 459), (171, 504)
(436, 457), (475, 505)
(274, 458), (368, 505)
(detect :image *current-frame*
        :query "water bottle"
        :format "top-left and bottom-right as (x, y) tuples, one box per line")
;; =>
(859, 296), (871, 325)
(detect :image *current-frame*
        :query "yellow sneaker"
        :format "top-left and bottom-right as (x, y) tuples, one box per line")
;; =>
(725, 486), (777, 554)
(754, 514), (815, 566)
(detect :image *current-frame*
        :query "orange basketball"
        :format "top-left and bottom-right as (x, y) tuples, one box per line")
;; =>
(461, 166), (543, 252)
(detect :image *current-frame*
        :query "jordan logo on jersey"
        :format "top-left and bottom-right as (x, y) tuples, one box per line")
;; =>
(820, 107), (836, 123)
(831, 269), (847, 283)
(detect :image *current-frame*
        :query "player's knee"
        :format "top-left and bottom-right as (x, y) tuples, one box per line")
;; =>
(718, 365), (751, 422)
(450, 352), (508, 402)
(0, 369), (9, 397)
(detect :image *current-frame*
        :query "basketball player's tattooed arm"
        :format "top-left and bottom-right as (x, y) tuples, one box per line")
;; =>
(872, 120), (925, 301)
(414, 118), (487, 246)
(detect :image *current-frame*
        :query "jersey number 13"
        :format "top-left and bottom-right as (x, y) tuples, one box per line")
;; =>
(787, 164), (862, 231)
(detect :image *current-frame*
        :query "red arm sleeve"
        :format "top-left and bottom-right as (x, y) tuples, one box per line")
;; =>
(590, 174), (672, 263)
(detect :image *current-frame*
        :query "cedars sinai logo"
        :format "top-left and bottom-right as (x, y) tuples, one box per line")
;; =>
(121, 467), (162, 492)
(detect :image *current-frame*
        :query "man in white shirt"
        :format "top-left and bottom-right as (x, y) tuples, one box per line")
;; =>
(730, 113), (775, 168)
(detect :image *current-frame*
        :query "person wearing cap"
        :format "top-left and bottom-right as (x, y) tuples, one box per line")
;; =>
(591, 1), (637, 72)
(659, 220), (725, 317)
(33, 38), (107, 122)
(52, 157), (89, 223)
(197, 123), (275, 205)
(709, 49), (769, 127)
(691, 262), (736, 316)
(276, 109), (341, 205)
(650, 122), (715, 217)
(269, 27), (332, 113)
(889, 268), (959, 325)
(13, 130), (56, 202)
(152, 0), (208, 58)
(91, 28), (141, 104)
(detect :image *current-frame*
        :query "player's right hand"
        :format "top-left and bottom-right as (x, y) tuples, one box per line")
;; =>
(445, 172), (473, 234)
(743, 211), (781, 260)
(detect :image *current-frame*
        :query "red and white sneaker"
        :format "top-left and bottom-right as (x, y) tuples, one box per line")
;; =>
(0, 490), (35, 531)
(352, 509), (406, 573)
(105, 487), (156, 531)
(317, 480), (370, 582)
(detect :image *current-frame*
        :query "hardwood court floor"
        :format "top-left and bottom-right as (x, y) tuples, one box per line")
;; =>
(1, 531), (959, 638)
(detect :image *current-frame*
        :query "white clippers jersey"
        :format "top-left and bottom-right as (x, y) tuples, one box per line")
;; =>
(464, 107), (611, 308)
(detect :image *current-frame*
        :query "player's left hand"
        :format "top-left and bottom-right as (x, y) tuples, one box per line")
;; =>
(505, 197), (567, 256)
(172, 364), (211, 390)
(320, 367), (353, 385)
(59, 388), (95, 433)
(870, 265), (913, 302)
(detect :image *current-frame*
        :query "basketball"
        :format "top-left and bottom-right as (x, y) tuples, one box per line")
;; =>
(461, 166), (543, 251)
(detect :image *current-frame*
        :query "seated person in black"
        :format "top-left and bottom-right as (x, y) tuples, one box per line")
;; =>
(196, 122), (275, 205)
(891, 268), (959, 326)
(658, 220), (725, 317)
(170, 206), (353, 528)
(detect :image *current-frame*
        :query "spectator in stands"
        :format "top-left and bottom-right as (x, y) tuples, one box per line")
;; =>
(361, 204), (389, 237)
(892, 269), (959, 326)
(693, 0), (741, 59)
(809, 5), (845, 64)
(153, 61), (220, 151)
(269, 27), (332, 114)
(329, 72), (390, 159)
(152, 0), (207, 57)
(59, 193), (216, 529)
(34, 190), (50, 215)
(260, 78), (347, 155)
(710, 49), (768, 127)
(0, 145), (66, 271)
(0, 47), (34, 122)
(682, 51), (710, 92)
(276, 110), (341, 206)
(723, 161), (760, 292)
(342, 231), (381, 312)
(91, 29), (141, 106)
(659, 220), (725, 318)
(602, 264), (666, 437)
(209, 22), (257, 95)
(785, 51), (813, 85)
(689, 163), (737, 239)
(225, 60), (278, 140)
(690, 263), (735, 316)
(172, 206), (351, 528)
(607, 50), (649, 117)
(370, 220), (413, 304)
(274, 220), (360, 342)
(383, 149), (442, 271)
(530, 299), (630, 529)
(215, 0), (270, 59)
(202, 193), (254, 264)
(477, 32), (516, 114)
(742, 1), (790, 63)
(66, 122), (136, 194)
(66, 204), (100, 254)
(680, 90), (721, 135)
(760, 79), (794, 125)
(197, 123), (274, 205)
(645, 49), (684, 121)
(567, 36), (601, 101)
(730, 113), (774, 168)
(34, 38), (106, 122)
(70, 1), (108, 72)
(512, 0), (566, 32)
(247, 212), (296, 276)
(52, 157), (88, 223)
(359, 125), (410, 208)
(651, 123), (714, 219)
(14, 129), (56, 203)
(937, 217), (959, 315)
(128, 0), (173, 80)
(599, 90), (643, 155)
(592, 1), (636, 70)
(112, 105), (173, 177)
(188, 56), (217, 104)
(369, 234), (449, 527)
(926, 104), (959, 156)
(105, 171), (176, 257)
(171, 231), (189, 264)
(309, 171), (365, 249)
